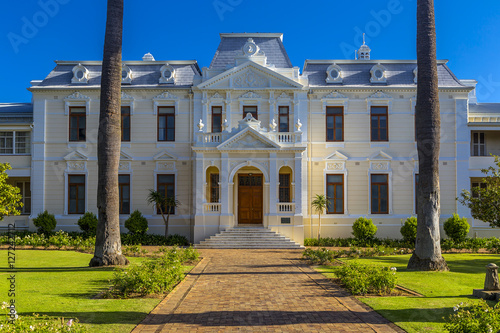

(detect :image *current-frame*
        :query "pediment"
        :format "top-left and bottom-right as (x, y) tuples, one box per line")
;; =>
(153, 151), (178, 160)
(198, 62), (303, 90)
(368, 150), (393, 160)
(63, 150), (88, 161)
(325, 151), (348, 160)
(218, 128), (279, 150)
(367, 91), (392, 100)
(120, 150), (133, 160)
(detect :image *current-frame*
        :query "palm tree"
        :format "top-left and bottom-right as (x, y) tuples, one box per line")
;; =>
(89, 0), (129, 267)
(147, 189), (180, 238)
(311, 194), (328, 241)
(407, 0), (448, 271)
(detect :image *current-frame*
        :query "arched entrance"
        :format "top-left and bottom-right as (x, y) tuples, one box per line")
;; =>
(237, 173), (263, 224)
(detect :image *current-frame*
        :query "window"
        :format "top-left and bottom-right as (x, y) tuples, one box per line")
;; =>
(68, 175), (85, 214)
(69, 106), (86, 142)
(157, 174), (175, 214)
(243, 106), (258, 119)
(279, 174), (290, 203)
(371, 174), (388, 214)
(326, 174), (344, 214)
(326, 106), (343, 141)
(0, 131), (30, 154)
(16, 181), (31, 215)
(415, 174), (419, 212)
(119, 175), (130, 214)
(212, 106), (222, 133)
(471, 179), (487, 198)
(121, 106), (131, 141)
(210, 173), (220, 203)
(158, 106), (175, 141)
(279, 106), (289, 132)
(472, 132), (485, 156)
(371, 106), (388, 141)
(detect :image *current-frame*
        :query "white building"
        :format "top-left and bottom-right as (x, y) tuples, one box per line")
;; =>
(1, 33), (499, 244)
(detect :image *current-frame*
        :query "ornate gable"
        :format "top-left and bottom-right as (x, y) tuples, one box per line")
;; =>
(197, 62), (302, 90)
(218, 128), (279, 151)
(63, 150), (88, 161)
(153, 151), (178, 160)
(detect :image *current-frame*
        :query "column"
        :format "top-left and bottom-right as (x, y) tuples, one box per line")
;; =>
(194, 152), (204, 215)
(220, 153), (230, 215)
(269, 152), (277, 214)
(225, 92), (231, 131)
(294, 152), (304, 216)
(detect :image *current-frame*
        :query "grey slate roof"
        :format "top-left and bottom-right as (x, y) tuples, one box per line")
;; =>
(36, 63), (200, 88)
(469, 103), (500, 114)
(209, 35), (293, 69)
(0, 103), (33, 124)
(303, 62), (465, 87)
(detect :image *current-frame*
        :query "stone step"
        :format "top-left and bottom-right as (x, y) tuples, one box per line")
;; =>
(196, 245), (303, 249)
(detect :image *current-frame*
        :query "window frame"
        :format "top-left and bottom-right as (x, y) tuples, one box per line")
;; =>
(0, 131), (31, 155)
(279, 173), (291, 203)
(15, 181), (31, 215)
(472, 132), (485, 156)
(471, 178), (487, 198)
(371, 173), (389, 214)
(278, 106), (289, 133)
(243, 105), (258, 120)
(69, 106), (86, 142)
(118, 174), (131, 214)
(121, 106), (131, 142)
(370, 106), (389, 142)
(211, 106), (223, 133)
(326, 106), (344, 142)
(157, 174), (176, 214)
(210, 173), (220, 203)
(157, 106), (175, 142)
(326, 174), (344, 214)
(68, 174), (86, 214)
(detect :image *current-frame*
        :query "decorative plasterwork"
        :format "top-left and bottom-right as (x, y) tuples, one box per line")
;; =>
(119, 150), (133, 160)
(325, 150), (349, 160)
(234, 69), (267, 88)
(211, 92), (224, 100)
(366, 90), (393, 113)
(121, 64), (133, 84)
(153, 150), (178, 160)
(326, 64), (343, 83)
(370, 161), (390, 171)
(368, 150), (393, 161)
(121, 91), (135, 114)
(159, 64), (175, 84)
(326, 162), (345, 171)
(63, 150), (88, 172)
(118, 161), (131, 172)
(468, 115), (500, 124)
(157, 161), (176, 171)
(322, 90), (349, 110)
(64, 92), (91, 115)
(370, 64), (387, 83)
(63, 150), (88, 161)
(217, 127), (280, 151)
(71, 63), (89, 84)
(277, 92), (290, 100)
(242, 38), (262, 57)
(153, 91), (179, 114)
(239, 91), (262, 100)
(323, 91), (348, 99)
(197, 61), (303, 90)
(368, 91), (392, 100)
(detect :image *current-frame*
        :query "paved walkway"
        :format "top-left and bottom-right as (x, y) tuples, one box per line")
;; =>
(132, 249), (403, 332)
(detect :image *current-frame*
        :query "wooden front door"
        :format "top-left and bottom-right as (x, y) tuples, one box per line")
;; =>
(238, 174), (263, 224)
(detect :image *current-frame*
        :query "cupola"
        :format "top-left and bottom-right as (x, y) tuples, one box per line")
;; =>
(357, 34), (371, 60)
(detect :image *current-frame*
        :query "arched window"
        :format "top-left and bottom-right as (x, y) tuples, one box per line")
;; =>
(279, 166), (292, 203)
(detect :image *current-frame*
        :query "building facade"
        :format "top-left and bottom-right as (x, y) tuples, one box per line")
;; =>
(1, 33), (499, 244)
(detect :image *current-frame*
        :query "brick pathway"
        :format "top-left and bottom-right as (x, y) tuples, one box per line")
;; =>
(132, 249), (403, 332)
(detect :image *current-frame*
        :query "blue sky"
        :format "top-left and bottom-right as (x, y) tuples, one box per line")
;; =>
(1, 0), (500, 103)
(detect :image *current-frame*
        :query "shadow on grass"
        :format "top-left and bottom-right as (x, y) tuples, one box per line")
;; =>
(374, 307), (453, 324)
(0, 266), (116, 273)
(21, 311), (148, 325)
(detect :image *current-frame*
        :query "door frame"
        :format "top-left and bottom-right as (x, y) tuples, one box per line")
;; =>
(237, 174), (263, 225)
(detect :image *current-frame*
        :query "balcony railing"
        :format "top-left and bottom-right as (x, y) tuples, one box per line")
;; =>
(204, 203), (221, 213)
(196, 131), (302, 146)
(269, 132), (302, 144)
(277, 203), (295, 213)
(469, 156), (496, 170)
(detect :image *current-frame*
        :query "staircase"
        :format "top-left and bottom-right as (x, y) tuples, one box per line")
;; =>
(195, 227), (304, 249)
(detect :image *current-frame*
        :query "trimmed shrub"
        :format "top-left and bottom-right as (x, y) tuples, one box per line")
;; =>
(77, 212), (98, 236)
(32, 210), (57, 234)
(445, 300), (500, 333)
(352, 217), (377, 242)
(400, 216), (418, 244)
(302, 248), (337, 264)
(333, 261), (397, 295)
(444, 213), (470, 243)
(124, 210), (149, 235)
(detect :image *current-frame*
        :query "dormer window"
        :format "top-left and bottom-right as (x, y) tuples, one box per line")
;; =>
(370, 64), (387, 83)
(121, 64), (132, 84)
(159, 64), (175, 84)
(71, 64), (89, 84)
(413, 67), (418, 84)
(326, 64), (343, 83)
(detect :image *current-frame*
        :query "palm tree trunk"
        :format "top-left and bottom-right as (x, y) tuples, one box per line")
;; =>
(407, 0), (448, 271)
(165, 208), (170, 238)
(90, 0), (128, 267)
(317, 213), (321, 241)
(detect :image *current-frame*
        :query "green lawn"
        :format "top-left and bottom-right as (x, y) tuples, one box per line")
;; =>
(0, 250), (192, 332)
(317, 253), (500, 333)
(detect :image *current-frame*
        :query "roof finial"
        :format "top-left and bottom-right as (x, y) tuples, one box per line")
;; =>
(362, 33), (366, 45)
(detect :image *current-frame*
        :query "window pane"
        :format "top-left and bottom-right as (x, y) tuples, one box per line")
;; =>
(335, 199), (343, 212)
(371, 185), (379, 200)
(166, 116), (175, 128)
(379, 117), (387, 128)
(69, 199), (76, 213)
(380, 129), (387, 141)
(69, 186), (77, 199)
(78, 186), (85, 200)
(158, 175), (174, 183)
(335, 116), (342, 127)
(372, 174), (387, 183)
(213, 115), (222, 133)
(77, 199), (85, 214)
(327, 184), (335, 198)
(70, 175), (85, 183)
(327, 175), (343, 183)
(159, 107), (174, 114)
(336, 185), (343, 199)
(166, 130), (175, 141)
(326, 107), (342, 115)
(327, 116), (334, 128)
(119, 175), (129, 183)
(371, 107), (386, 115)
(334, 128), (342, 141)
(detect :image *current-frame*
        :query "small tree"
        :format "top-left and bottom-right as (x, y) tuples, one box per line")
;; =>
(458, 155), (500, 227)
(311, 194), (329, 240)
(147, 190), (180, 238)
(0, 163), (22, 221)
